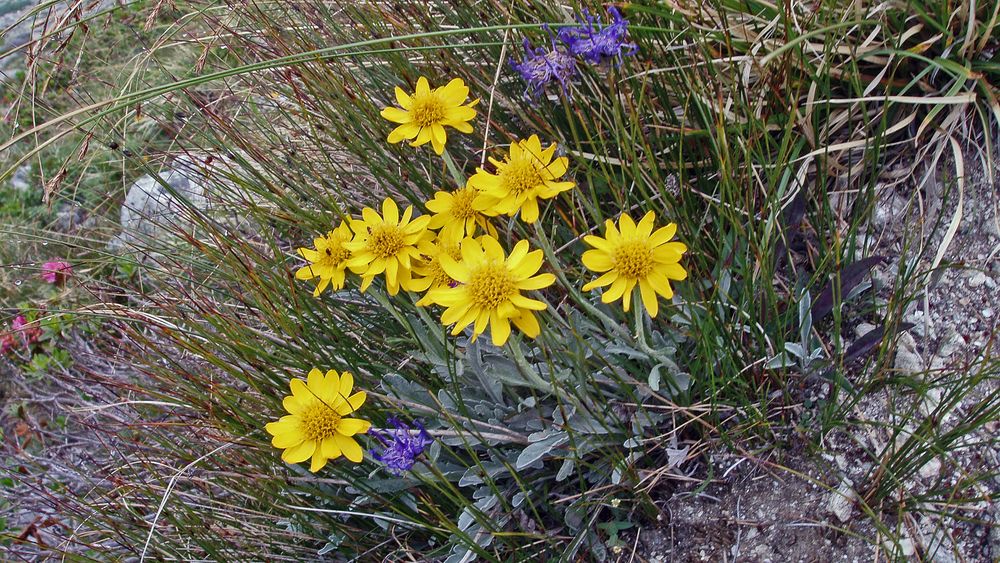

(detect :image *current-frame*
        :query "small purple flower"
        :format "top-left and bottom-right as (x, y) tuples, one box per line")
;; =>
(558, 7), (638, 66)
(370, 417), (433, 475)
(511, 35), (577, 100)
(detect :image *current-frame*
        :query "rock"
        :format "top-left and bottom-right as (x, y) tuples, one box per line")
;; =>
(968, 271), (988, 288)
(52, 204), (88, 233)
(826, 480), (857, 523)
(931, 330), (965, 370)
(8, 164), (31, 193)
(918, 455), (942, 479)
(855, 322), (877, 338)
(894, 331), (924, 375)
(115, 156), (211, 249)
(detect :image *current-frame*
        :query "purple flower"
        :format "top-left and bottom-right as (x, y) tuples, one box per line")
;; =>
(41, 261), (72, 284)
(511, 35), (577, 100)
(370, 417), (433, 475)
(558, 7), (637, 66)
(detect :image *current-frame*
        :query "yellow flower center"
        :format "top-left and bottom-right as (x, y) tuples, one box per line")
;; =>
(450, 188), (478, 219)
(320, 236), (351, 266)
(613, 239), (654, 279)
(300, 402), (341, 442)
(369, 224), (405, 258)
(468, 264), (515, 310)
(500, 158), (543, 195)
(411, 92), (447, 127)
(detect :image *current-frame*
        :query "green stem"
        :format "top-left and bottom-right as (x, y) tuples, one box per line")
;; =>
(440, 149), (467, 187)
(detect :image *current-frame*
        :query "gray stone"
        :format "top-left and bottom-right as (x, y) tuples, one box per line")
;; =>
(855, 322), (877, 338)
(826, 480), (857, 523)
(967, 271), (988, 288)
(894, 331), (924, 375)
(115, 156), (211, 248)
(8, 164), (31, 193)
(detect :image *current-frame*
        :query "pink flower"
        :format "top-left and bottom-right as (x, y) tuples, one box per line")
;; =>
(0, 333), (14, 355)
(11, 315), (41, 346)
(41, 261), (72, 284)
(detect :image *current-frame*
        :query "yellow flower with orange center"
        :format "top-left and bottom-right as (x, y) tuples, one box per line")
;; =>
(380, 77), (479, 155)
(424, 235), (555, 346)
(581, 211), (688, 317)
(265, 369), (370, 472)
(469, 135), (575, 224)
(344, 198), (431, 295)
(294, 221), (354, 296)
(425, 184), (496, 243)
(410, 234), (464, 305)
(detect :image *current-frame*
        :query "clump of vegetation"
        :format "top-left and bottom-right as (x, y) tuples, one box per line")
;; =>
(2, 0), (998, 560)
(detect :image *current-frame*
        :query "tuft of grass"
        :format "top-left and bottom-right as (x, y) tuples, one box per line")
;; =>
(1, 0), (997, 560)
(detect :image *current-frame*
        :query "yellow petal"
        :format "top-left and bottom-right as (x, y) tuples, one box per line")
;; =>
(515, 273), (555, 291)
(380, 106), (412, 124)
(582, 249), (613, 272)
(307, 369), (325, 395)
(281, 440), (316, 464)
(338, 371), (354, 399)
(322, 436), (342, 459)
(388, 122), (420, 143)
(490, 311), (512, 346)
(438, 77), (469, 105)
(510, 294), (547, 310)
(603, 276), (630, 303)
(337, 391), (366, 415)
(335, 433), (364, 463)
(394, 86), (412, 109)
(639, 279), (659, 318)
(511, 310), (540, 338)
(337, 418), (371, 436)
(415, 76), (430, 95)
(309, 450), (328, 473)
(649, 223), (678, 246)
(582, 270), (618, 292)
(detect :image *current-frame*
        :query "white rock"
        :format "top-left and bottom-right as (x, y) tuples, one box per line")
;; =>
(827, 481), (857, 523)
(894, 331), (924, 375)
(8, 164), (31, 193)
(119, 156), (210, 240)
(855, 322), (877, 338)
(967, 271), (988, 288)
(919, 456), (942, 479)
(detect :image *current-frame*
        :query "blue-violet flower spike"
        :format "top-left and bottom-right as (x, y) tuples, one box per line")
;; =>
(511, 35), (577, 100)
(370, 417), (433, 475)
(558, 7), (637, 66)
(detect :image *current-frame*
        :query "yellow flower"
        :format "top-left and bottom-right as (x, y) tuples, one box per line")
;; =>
(581, 211), (688, 318)
(380, 77), (479, 155)
(265, 368), (370, 472)
(469, 135), (575, 224)
(425, 184), (496, 243)
(344, 198), (431, 295)
(294, 221), (354, 296)
(424, 235), (555, 346)
(410, 234), (463, 305)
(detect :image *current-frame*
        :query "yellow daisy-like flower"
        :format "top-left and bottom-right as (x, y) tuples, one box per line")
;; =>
(410, 234), (464, 305)
(469, 135), (575, 224)
(380, 77), (479, 155)
(265, 368), (370, 472)
(425, 235), (555, 346)
(294, 221), (354, 296)
(425, 184), (497, 243)
(344, 198), (432, 295)
(581, 211), (688, 318)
